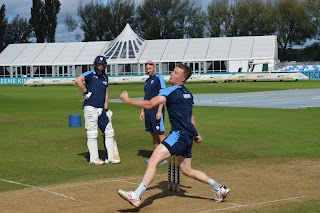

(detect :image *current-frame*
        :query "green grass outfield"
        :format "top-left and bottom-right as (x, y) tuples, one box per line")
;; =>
(1, 81), (320, 211)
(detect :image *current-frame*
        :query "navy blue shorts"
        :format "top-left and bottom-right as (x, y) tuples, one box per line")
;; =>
(162, 131), (193, 158)
(98, 109), (111, 132)
(144, 109), (165, 133)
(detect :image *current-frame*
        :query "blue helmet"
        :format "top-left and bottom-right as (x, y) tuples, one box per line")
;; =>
(94, 55), (107, 65)
(93, 55), (107, 74)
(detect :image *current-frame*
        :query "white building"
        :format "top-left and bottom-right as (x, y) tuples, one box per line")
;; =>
(0, 24), (278, 78)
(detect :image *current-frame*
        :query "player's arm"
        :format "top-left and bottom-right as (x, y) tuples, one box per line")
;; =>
(120, 90), (166, 109)
(140, 108), (144, 120)
(104, 88), (109, 110)
(192, 114), (202, 143)
(156, 88), (164, 120)
(75, 75), (87, 93)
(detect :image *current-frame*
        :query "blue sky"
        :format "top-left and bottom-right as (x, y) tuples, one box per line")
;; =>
(1, 0), (211, 42)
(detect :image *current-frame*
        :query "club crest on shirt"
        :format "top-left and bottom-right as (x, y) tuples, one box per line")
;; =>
(183, 94), (191, 99)
(156, 125), (160, 130)
(151, 80), (154, 84)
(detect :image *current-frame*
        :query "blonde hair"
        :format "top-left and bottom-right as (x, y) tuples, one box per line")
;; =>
(177, 63), (192, 81)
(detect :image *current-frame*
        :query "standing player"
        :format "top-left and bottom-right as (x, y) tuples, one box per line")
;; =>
(75, 55), (120, 165)
(118, 64), (230, 207)
(140, 60), (166, 164)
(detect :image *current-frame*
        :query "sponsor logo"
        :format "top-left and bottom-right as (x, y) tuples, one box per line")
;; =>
(183, 94), (191, 99)
(151, 80), (154, 84)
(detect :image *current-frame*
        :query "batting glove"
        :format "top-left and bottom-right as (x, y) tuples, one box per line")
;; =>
(105, 109), (113, 122)
(82, 91), (92, 100)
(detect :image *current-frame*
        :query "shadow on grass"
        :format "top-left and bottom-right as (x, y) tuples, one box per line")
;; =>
(137, 149), (153, 159)
(77, 150), (107, 162)
(117, 181), (211, 212)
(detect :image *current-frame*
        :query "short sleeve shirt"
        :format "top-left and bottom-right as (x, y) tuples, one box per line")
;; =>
(82, 70), (108, 108)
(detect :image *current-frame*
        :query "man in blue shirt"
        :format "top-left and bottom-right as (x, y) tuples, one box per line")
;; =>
(140, 60), (166, 163)
(118, 64), (230, 207)
(75, 55), (120, 165)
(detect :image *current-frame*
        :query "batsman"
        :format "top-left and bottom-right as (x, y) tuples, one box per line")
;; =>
(75, 55), (120, 165)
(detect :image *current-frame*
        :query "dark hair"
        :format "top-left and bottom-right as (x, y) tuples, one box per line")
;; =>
(177, 63), (192, 81)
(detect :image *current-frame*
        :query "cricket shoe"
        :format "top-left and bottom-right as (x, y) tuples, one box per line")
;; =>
(214, 185), (230, 202)
(89, 158), (105, 165)
(117, 189), (141, 208)
(105, 159), (121, 164)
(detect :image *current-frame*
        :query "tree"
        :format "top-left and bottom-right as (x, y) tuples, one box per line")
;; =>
(207, 0), (276, 37)
(206, 0), (229, 37)
(305, 0), (320, 40)
(108, 0), (136, 39)
(136, 0), (204, 39)
(76, 0), (110, 41)
(30, 0), (46, 42)
(274, 0), (316, 49)
(184, 2), (206, 38)
(4, 15), (32, 44)
(44, 0), (61, 42)
(230, 0), (276, 36)
(30, 0), (61, 43)
(65, 0), (136, 41)
(0, 4), (8, 52)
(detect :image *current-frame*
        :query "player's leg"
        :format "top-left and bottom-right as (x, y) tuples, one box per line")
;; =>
(117, 144), (171, 207)
(83, 106), (104, 165)
(98, 110), (120, 164)
(151, 132), (165, 149)
(179, 151), (230, 201)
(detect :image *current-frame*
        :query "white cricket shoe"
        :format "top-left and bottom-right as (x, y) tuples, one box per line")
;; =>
(117, 189), (141, 207)
(89, 158), (105, 165)
(214, 185), (230, 202)
(105, 159), (121, 164)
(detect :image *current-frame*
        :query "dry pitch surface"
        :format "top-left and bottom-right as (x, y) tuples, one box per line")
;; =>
(1, 158), (319, 213)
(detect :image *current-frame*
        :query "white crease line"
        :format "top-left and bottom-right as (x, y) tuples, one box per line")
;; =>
(196, 195), (308, 213)
(120, 180), (140, 185)
(0, 178), (90, 204)
(44, 174), (167, 190)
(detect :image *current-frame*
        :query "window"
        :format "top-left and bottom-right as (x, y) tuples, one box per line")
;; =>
(131, 64), (138, 75)
(118, 64), (124, 75)
(169, 62), (175, 72)
(111, 42), (122, 59)
(105, 41), (119, 58)
(120, 42), (127, 58)
(162, 63), (169, 74)
(133, 41), (139, 53)
(128, 40), (135, 58)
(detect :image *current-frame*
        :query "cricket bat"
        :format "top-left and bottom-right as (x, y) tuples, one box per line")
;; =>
(113, 139), (121, 161)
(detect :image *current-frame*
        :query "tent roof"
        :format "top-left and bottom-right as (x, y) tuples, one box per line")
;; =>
(183, 38), (211, 61)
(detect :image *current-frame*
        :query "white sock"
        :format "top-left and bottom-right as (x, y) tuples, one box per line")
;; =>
(208, 178), (221, 191)
(134, 183), (147, 198)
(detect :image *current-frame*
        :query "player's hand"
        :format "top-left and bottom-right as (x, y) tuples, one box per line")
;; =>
(140, 111), (145, 121)
(120, 91), (129, 103)
(82, 91), (92, 100)
(193, 135), (202, 143)
(106, 109), (113, 122)
(156, 112), (161, 122)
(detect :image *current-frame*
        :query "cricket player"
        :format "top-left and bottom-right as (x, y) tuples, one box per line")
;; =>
(117, 64), (230, 207)
(75, 55), (120, 165)
(140, 60), (166, 164)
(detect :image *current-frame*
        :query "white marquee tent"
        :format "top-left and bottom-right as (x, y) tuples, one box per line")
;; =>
(0, 23), (278, 78)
